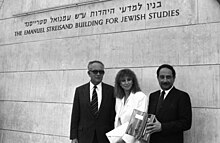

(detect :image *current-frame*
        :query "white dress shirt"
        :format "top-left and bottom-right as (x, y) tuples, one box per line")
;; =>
(90, 82), (102, 109)
(161, 86), (174, 100)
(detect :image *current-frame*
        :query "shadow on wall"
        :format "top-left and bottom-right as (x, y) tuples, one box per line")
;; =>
(218, 0), (220, 4)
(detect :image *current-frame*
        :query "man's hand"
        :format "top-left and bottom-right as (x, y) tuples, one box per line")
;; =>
(71, 138), (78, 143)
(146, 117), (162, 134)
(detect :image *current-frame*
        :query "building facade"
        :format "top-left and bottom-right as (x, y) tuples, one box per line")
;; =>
(0, 0), (220, 142)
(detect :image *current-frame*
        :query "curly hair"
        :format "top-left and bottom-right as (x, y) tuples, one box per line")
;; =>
(114, 69), (141, 99)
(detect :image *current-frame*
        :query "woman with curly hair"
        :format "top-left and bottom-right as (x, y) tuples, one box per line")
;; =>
(114, 69), (149, 143)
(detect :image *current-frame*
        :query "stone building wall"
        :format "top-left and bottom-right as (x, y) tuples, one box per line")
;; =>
(0, 0), (220, 142)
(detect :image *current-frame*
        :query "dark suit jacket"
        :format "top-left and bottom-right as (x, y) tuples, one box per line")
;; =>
(70, 82), (115, 143)
(148, 87), (192, 143)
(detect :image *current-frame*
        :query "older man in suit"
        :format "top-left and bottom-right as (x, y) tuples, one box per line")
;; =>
(147, 64), (192, 143)
(70, 60), (116, 143)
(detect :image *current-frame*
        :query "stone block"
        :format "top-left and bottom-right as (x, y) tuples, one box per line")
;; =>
(0, 129), (70, 143)
(0, 101), (71, 137)
(198, 0), (220, 23)
(185, 108), (220, 143)
(175, 65), (220, 108)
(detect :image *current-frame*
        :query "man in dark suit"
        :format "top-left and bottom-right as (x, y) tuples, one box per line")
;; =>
(147, 64), (192, 143)
(70, 60), (116, 143)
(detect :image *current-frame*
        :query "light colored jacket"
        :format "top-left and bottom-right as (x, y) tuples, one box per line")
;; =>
(114, 91), (149, 143)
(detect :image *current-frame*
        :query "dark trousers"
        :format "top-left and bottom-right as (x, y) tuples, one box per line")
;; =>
(92, 131), (98, 143)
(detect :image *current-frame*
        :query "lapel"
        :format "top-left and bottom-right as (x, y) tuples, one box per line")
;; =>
(154, 90), (161, 114)
(163, 87), (176, 103)
(83, 83), (94, 118)
(85, 82), (108, 118)
(84, 82), (90, 102)
(149, 90), (160, 114)
(97, 83), (107, 117)
(157, 87), (176, 116)
(83, 82), (90, 103)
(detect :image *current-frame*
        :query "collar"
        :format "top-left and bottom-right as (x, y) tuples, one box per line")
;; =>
(161, 86), (174, 95)
(90, 82), (102, 90)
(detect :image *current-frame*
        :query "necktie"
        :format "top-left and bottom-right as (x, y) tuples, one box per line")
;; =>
(156, 90), (165, 115)
(91, 85), (98, 117)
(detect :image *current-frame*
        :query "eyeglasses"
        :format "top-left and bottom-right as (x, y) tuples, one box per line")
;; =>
(90, 70), (105, 75)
